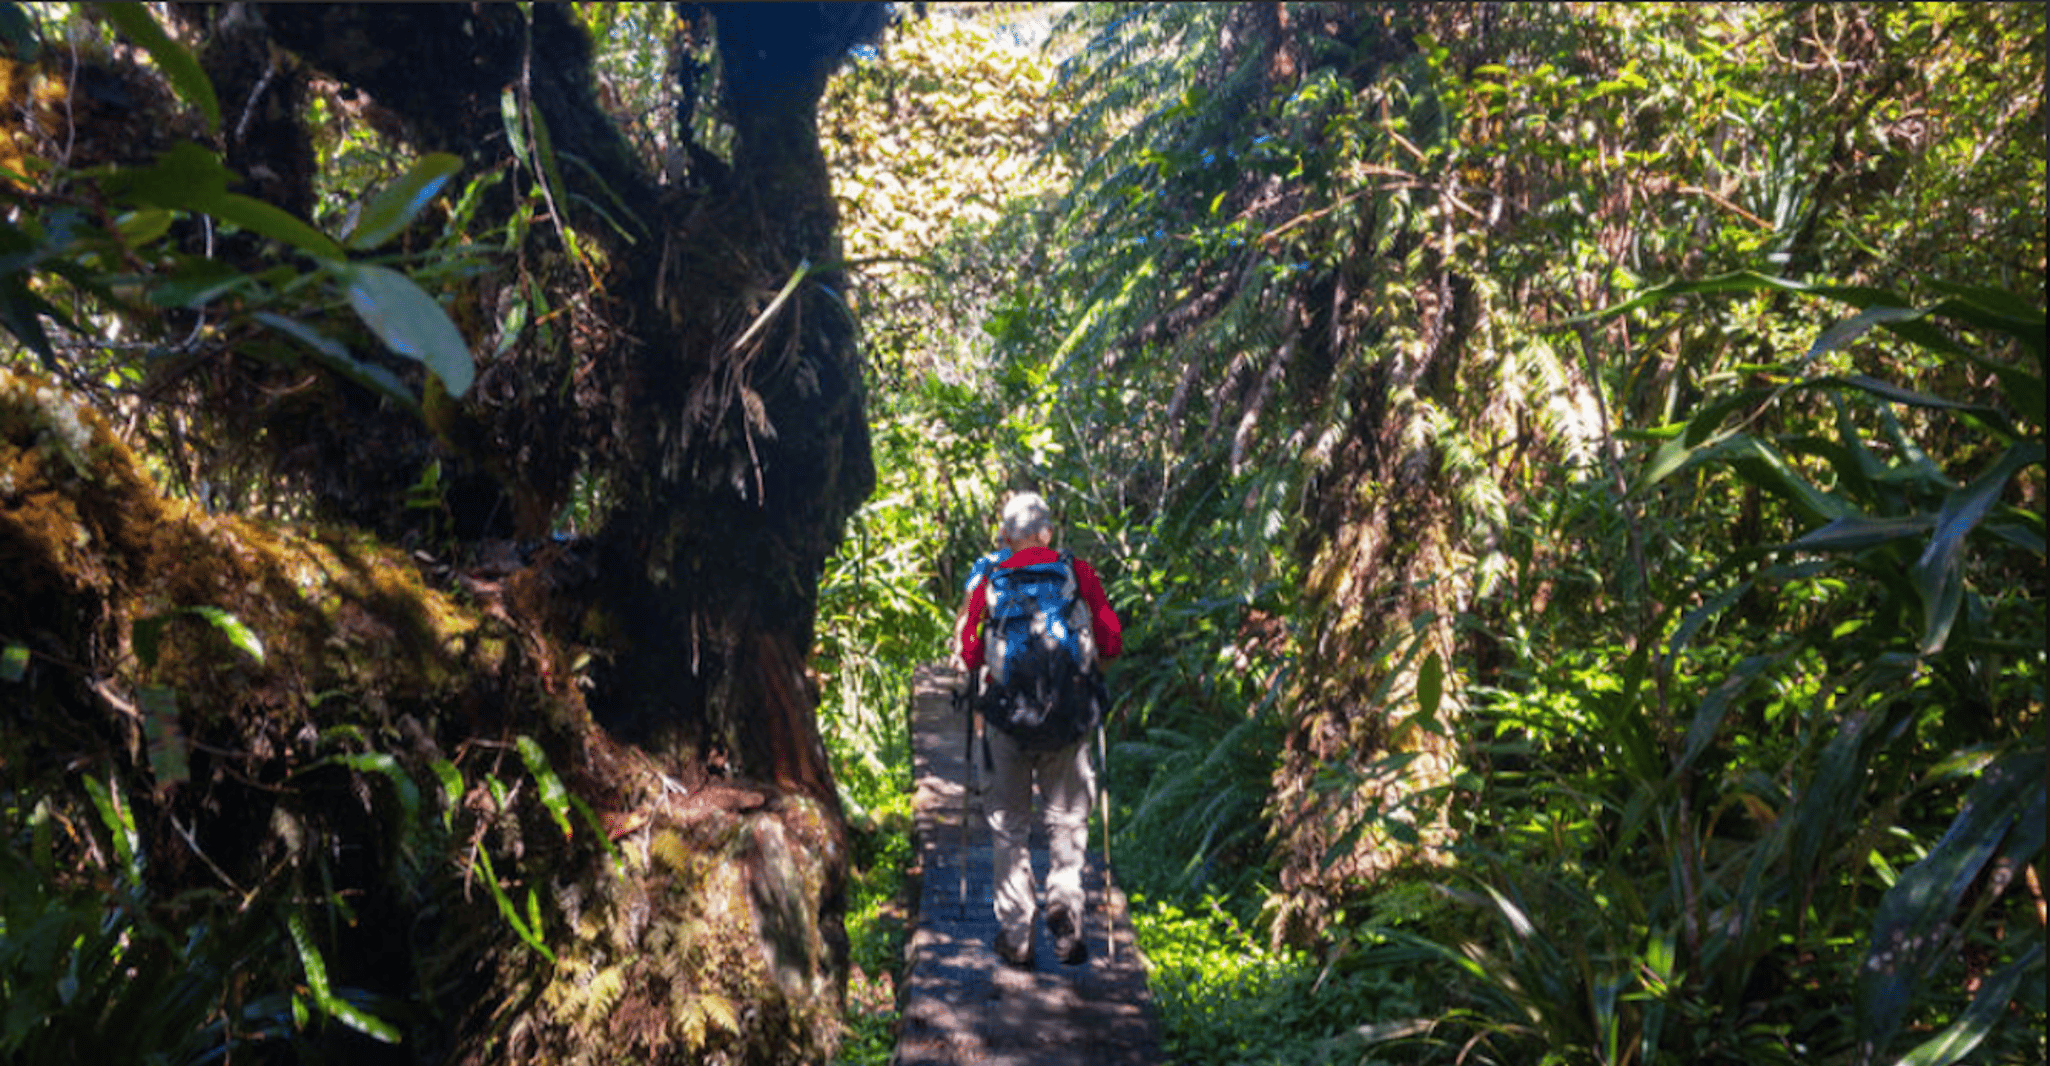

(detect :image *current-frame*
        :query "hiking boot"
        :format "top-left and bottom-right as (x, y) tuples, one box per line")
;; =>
(995, 928), (1034, 969)
(1046, 902), (1087, 965)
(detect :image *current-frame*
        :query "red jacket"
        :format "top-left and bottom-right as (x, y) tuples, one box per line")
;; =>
(958, 547), (1122, 675)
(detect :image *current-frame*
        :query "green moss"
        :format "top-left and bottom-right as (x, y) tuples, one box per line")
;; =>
(483, 796), (847, 1065)
(7, 367), (857, 1063)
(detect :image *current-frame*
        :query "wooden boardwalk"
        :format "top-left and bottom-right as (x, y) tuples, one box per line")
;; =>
(894, 664), (1162, 1066)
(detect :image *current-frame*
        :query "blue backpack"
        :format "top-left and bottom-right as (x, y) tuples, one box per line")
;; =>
(978, 552), (1105, 750)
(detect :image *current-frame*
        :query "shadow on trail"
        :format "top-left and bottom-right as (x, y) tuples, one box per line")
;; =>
(895, 664), (1161, 1066)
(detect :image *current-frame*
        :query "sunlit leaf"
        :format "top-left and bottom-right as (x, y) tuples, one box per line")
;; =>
(346, 153), (463, 251)
(517, 735), (574, 842)
(184, 605), (265, 663)
(135, 605), (263, 668)
(286, 911), (402, 1043)
(493, 296), (528, 356)
(338, 262), (475, 397)
(499, 87), (529, 165)
(430, 758), (464, 830)
(82, 774), (140, 883)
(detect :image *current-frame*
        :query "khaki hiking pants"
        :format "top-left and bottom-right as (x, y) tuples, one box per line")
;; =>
(984, 725), (1096, 946)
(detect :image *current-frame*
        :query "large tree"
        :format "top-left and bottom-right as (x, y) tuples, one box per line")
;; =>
(2, 3), (884, 1062)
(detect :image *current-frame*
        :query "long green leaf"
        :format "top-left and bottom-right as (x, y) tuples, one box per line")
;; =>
(429, 759), (464, 831)
(111, 143), (345, 260)
(559, 151), (644, 240)
(285, 912), (401, 1043)
(472, 846), (555, 962)
(135, 605), (264, 666)
(1806, 305), (1927, 362)
(1910, 443), (2045, 654)
(204, 192), (346, 261)
(1893, 940), (2044, 1066)
(1792, 515), (1935, 553)
(251, 311), (420, 412)
(338, 263), (475, 397)
(1812, 374), (2021, 442)
(82, 773), (141, 884)
(1857, 750), (2042, 1057)
(346, 153), (463, 251)
(93, 2), (220, 133)
(1917, 283), (2047, 360)
(1725, 435), (1855, 523)
(1593, 272), (1973, 357)
(515, 735), (575, 843)
(499, 87), (530, 166)
(1587, 637), (1664, 785)
(1666, 577), (1754, 659)
(147, 257), (247, 308)
(184, 605), (265, 663)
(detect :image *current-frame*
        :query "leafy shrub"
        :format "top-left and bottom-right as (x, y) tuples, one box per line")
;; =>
(1390, 278), (2045, 1066)
(1132, 892), (1438, 1066)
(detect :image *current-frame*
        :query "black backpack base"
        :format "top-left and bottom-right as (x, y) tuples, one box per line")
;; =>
(979, 644), (1105, 752)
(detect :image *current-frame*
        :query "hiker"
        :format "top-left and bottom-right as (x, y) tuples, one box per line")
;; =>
(958, 491), (1122, 967)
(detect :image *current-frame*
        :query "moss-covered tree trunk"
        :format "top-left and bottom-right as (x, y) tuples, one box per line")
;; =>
(3, 3), (883, 1062)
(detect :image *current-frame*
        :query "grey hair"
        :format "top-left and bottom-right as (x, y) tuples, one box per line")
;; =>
(999, 492), (1052, 543)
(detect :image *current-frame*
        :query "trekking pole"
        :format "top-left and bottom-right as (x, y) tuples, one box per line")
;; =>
(1097, 722), (1115, 963)
(958, 670), (978, 920)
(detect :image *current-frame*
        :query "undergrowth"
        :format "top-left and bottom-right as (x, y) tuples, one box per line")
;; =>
(833, 793), (913, 1066)
(1128, 891), (1440, 1066)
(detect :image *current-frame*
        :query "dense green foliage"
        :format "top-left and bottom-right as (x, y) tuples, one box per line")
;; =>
(2, 2), (2042, 1064)
(818, 3), (2043, 1065)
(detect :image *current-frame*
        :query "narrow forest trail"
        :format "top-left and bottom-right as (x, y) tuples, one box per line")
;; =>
(894, 664), (1162, 1066)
